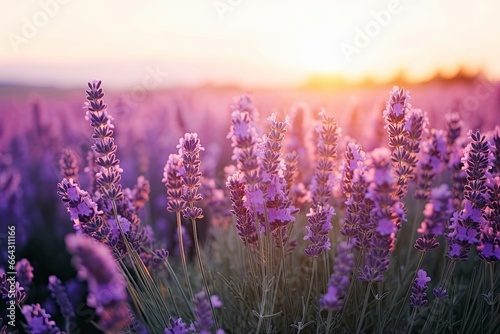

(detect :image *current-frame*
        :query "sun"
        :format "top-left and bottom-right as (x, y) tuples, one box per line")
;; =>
(292, 23), (349, 75)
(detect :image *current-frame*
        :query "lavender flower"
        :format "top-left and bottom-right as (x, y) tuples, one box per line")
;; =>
(383, 86), (413, 199)
(226, 172), (258, 247)
(48, 275), (75, 319)
(359, 148), (399, 282)
(310, 109), (340, 207)
(414, 129), (447, 200)
(165, 317), (190, 334)
(320, 241), (354, 311)
(65, 234), (130, 331)
(490, 126), (500, 175)
(445, 111), (463, 163)
(433, 287), (448, 300)
(305, 110), (340, 257)
(178, 133), (204, 221)
(85, 79), (123, 203)
(415, 185), (452, 252)
(462, 130), (493, 210)
(163, 153), (187, 213)
(191, 291), (223, 334)
(410, 270), (430, 307)
(57, 178), (107, 241)
(15, 258), (34, 288)
(227, 99), (262, 186)
(124, 176), (150, 211)
(59, 148), (79, 182)
(258, 114), (297, 245)
(447, 130), (494, 261)
(21, 304), (64, 334)
(340, 141), (368, 241)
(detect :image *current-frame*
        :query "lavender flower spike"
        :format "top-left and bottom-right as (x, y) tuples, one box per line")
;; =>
(65, 233), (130, 331)
(320, 241), (354, 311)
(85, 79), (123, 202)
(48, 275), (75, 319)
(191, 291), (224, 334)
(21, 304), (65, 334)
(15, 258), (34, 288)
(305, 109), (340, 257)
(410, 269), (430, 307)
(178, 133), (205, 221)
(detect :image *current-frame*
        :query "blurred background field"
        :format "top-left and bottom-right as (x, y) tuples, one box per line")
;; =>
(1, 0), (500, 332)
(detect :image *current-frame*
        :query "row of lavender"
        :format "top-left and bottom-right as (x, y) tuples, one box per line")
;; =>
(1, 81), (499, 333)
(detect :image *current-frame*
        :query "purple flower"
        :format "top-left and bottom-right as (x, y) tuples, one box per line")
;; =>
(226, 172), (258, 247)
(165, 317), (190, 334)
(415, 184), (452, 252)
(359, 148), (399, 282)
(15, 258), (34, 288)
(433, 287), (448, 300)
(304, 205), (334, 257)
(383, 87), (415, 199)
(310, 109), (341, 207)
(305, 110), (340, 257)
(415, 129), (447, 200)
(178, 133), (204, 221)
(191, 291), (223, 334)
(227, 99), (262, 186)
(59, 148), (79, 182)
(320, 241), (354, 311)
(410, 270), (430, 307)
(124, 176), (150, 211)
(163, 153), (188, 213)
(65, 234), (130, 331)
(258, 113), (297, 246)
(48, 275), (75, 319)
(21, 304), (64, 334)
(85, 80), (123, 202)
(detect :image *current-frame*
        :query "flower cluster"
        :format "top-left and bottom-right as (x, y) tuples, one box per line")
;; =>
(226, 172), (258, 247)
(48, 275), (75, 319)
(163, 153), (187, 213)
(383, 86), (413, 199)
(59, 148), (79, 182)
(359, 148), (400, 282)
(21, 304), (65, 334)
(258, 114), (297, 245)
(446, 130), (494, 261)
(340, 141), (368, 242)
(85, 79), (123, 202)
(191, 291), (224, 334)
(415, 184), (452, 252)
(414, 129), (447, 200)
(65, 234), (131, 331)
(305, 110), (340, 257)
(178, 133), (205, 221)
(227, 97), (261, 186)
(15, 258), (34, 288)
(320, 241), (354, 311)
(410, 270), (430, 307)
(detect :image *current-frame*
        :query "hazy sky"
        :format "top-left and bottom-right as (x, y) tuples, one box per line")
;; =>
(1, 0), (499, 89)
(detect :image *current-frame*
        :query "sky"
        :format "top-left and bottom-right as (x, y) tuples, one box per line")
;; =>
(0, 0), (499, 89)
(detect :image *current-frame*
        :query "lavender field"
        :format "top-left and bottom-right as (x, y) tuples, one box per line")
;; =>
(0, 77), (499, 334)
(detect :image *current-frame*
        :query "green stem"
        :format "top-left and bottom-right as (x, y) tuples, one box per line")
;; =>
(192, 219), (220, 330)
(394, 251), (425, 330)
(407, 308), (417, 334)
(176, 211), (194, 301)
(297, 257), (317, 334)
(356, 281), (372, 334)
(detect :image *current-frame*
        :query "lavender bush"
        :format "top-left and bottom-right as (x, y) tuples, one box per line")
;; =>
(0, 80), (499, 334)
